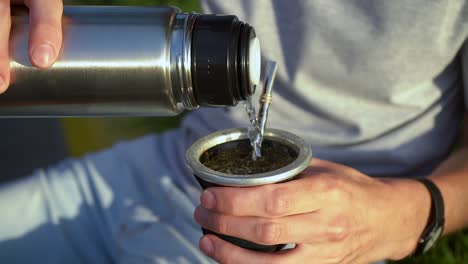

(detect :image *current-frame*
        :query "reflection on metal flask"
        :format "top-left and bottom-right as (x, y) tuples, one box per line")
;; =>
(3, 6), (261, 117)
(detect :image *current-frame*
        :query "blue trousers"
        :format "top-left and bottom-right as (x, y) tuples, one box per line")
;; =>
(0, 130), (214, 263)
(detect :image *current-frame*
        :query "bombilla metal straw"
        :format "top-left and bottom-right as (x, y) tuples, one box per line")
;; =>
(258, 61), (278, 136)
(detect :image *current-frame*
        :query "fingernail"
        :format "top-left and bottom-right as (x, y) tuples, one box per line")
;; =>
(200, 236), (214, 256)
(201, 190), (216, 209)
(31, 44), (56, 68)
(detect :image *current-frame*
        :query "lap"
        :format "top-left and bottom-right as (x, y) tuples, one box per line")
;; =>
(0, 130), (211, 263)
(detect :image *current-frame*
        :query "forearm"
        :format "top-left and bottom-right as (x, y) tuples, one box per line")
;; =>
(429, 146), (468, 234)
(382, 114), (468, 258)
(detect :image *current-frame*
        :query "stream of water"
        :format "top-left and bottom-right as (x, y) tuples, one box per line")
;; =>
(244, 95), (263, 160)
(244, 61), (278, 161)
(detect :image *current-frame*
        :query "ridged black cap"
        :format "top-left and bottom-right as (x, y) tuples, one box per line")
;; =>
(191, 15), (256, 106)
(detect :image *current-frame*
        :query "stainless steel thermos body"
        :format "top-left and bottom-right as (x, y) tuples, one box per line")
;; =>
(2, 6), (261, 117)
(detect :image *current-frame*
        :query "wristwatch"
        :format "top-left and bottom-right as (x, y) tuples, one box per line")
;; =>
(413, 178), (445, 256)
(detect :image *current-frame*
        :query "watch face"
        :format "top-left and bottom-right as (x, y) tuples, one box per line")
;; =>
(423, 226), (443, 253)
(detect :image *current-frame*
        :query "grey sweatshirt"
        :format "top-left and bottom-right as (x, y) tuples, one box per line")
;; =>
(180, 0), (468, 177)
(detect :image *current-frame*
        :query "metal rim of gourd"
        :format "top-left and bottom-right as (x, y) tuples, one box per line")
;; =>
(186, 128), (312, 187)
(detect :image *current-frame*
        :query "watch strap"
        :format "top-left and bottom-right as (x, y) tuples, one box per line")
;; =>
(413, 178), (445, 256)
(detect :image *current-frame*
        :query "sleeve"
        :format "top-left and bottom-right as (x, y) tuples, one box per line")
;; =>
(462, 40), (468, 110)
(0, 132), (191, 263)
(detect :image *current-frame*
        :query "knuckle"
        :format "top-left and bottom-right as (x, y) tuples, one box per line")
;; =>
(209, 189), (234, 213)
(255, 221), (283, 245)
(221, 196), (237, 213)
(266, 187), (291, 216)
(326, 227), (348, 243)
(325, 216), (350, 242)
(30, 10), (63, 36)
(319, 175), (350, 201)
(328, 187), (348, 203)
(318, 175), (341, 192)
(213, 214), (230, 235)
(224, 192), (246, 215)
(34, 22), (62, 37)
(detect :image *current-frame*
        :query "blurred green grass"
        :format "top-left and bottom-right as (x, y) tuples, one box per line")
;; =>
(62, 0), (468, 263)
(391, 229), (468, 264)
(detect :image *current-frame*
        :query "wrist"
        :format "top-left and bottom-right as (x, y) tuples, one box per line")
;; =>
(384, 178), (432, 259)
(428, 176), (452, 234)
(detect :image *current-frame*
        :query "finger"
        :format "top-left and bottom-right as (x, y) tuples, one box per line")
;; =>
(26, 0), (63, 68)
(194, 207), (350, 245)
(200, 178), (326, 218)
(199, 234), (300, 264)
(0, 0), (11, 93)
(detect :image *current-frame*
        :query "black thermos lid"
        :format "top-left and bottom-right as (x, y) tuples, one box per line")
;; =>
(191, 15), (260, 106)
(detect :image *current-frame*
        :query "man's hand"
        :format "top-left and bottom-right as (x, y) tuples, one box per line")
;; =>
(194, 159), (432, 263)
(1, 0), (63, 93)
